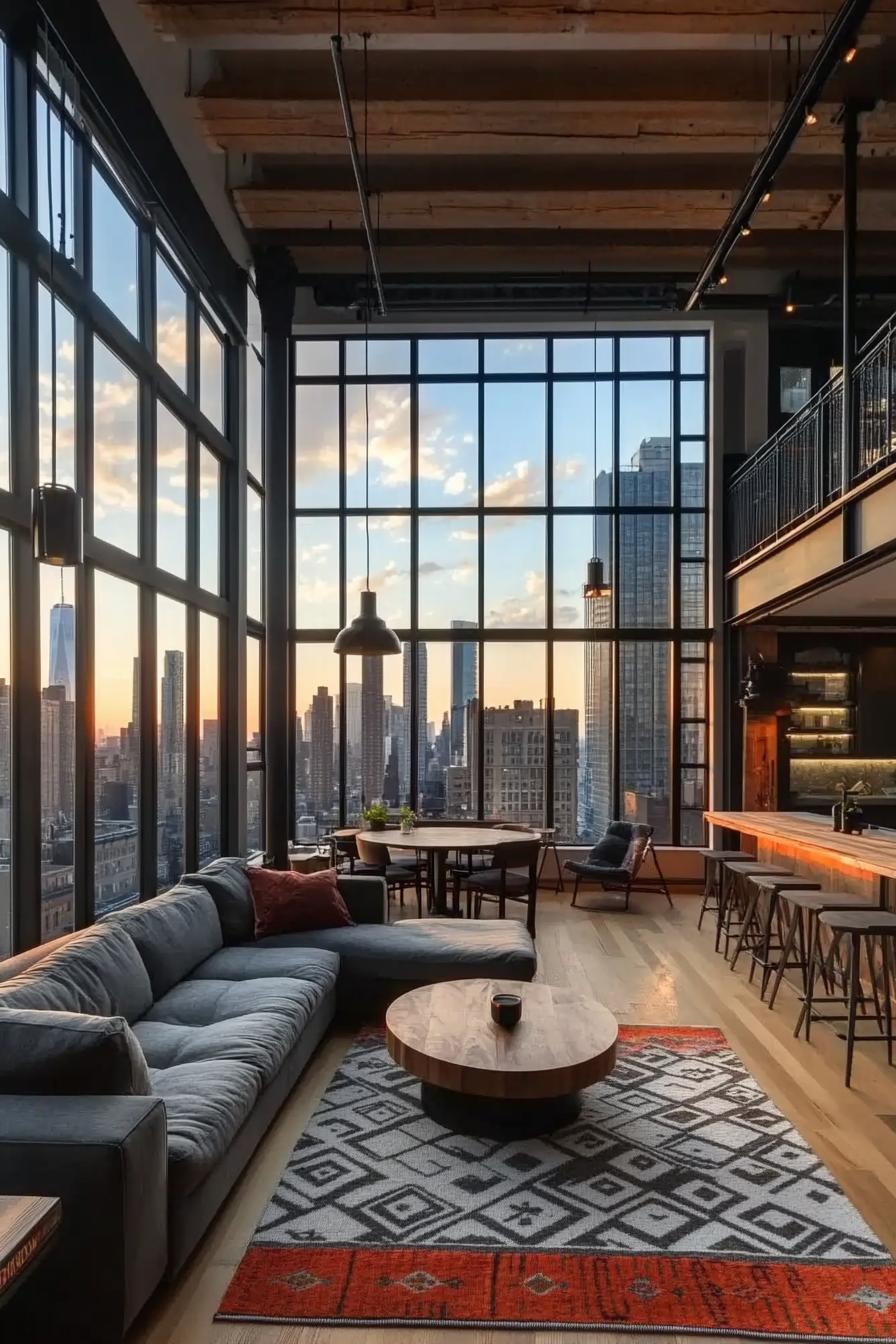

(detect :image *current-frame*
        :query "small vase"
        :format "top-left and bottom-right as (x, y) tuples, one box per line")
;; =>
(400, 821), (414, 834)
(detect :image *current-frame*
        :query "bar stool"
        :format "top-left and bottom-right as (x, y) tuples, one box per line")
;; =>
(799, 908), (896, 1087)
(767, 890), (876, 1012)
(697, 849), (752, 931)
(717, 860), (793, 960)
(729, 873), (822, 997)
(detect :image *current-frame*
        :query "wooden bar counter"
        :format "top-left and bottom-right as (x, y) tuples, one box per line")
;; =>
(704, 810), (896, 906)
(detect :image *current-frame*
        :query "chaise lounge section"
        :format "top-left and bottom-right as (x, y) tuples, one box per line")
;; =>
(0, 860), (535, 1344)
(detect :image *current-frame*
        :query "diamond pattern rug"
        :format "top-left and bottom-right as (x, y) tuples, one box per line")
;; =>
(217, 1025), (896, 1337)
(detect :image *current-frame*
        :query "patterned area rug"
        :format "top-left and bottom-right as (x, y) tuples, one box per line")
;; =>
(217, 1026), (896, 1337)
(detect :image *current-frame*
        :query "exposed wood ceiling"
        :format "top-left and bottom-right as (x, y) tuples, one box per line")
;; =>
(140, 0), (896, 308)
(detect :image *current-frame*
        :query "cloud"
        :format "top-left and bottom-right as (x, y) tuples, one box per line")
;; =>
(450, 528), (477, 542)
(554, 604), (579, 627)
(486, 594), (545, 628)
(443, 471), (468, 496)
(484, 459), (543, 507)
(555, 457), (585, 482)
(156, 496), (186, 518)
(300, 542), (331, 565)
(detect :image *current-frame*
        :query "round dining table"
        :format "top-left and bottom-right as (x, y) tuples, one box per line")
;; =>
(354, 826), (537, 916)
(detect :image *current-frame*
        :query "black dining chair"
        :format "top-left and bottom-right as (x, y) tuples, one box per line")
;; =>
(453, 837), (541, 937)
(355, 834), (425, 918)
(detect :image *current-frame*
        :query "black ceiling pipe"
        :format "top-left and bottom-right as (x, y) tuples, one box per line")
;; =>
(684, 0), (874, 312)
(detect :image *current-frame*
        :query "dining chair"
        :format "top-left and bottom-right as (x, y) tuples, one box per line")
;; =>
(453, 837), (541, 937)
(355, 834), (425, 918)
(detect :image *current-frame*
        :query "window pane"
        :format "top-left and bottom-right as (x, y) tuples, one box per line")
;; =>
(295, 515), (340, 629)
(93, 338), (139, 552)
(418, 338), (478, 374)
(156, 402), (187, 577)
(418, 639), (478, 821)
(199, 313), (224, 432)
(345, 652), (405, 817)
(199, 613), (221, 864)
(418, 382), (478, 506)
(681, 441), (705, 507)
(91, 169), (139, 336)
(418, 516), (477, 628)
(484, 338), (545, 373)
(680, 379), (706, 437)
(296, 339), (338, 376)
(247, 484), (263, 623)
(484, 516), (544, 628)
(484, 383), (544, 504)
(346, 384), (410, 508)
(553, 337), (612, 374)
(619, 640), (670, 842)
(156, 253), (187, 390)
(681, 561), (706, 628)
(681, 766), (706, 810)
(619, 515), (670, 626)
(157, 596), (186, 891)
(0, 247), (9, 490)
(41, 568), (76, 941)
(553, 380), (612, 506)
(246, 636), (263, 851)
(346, 515), (410, 629)
(681, 512), (705, 558)
(482, 644), (545, 826)
(247, 345), (263, 483)
(619, 336), (671, 373)
(554, 641), (612, 843)
(681, 810), (706, 846)
(94, 571), (140, 915)
(553, 514), (613, 630)
(619, 382), (671, 505)
(39, 285), (76, 487)
(680, 335), (706, 375)
(681, 659), (706, 719)
(199, 447), (220, 594)
(295, 384), (339, 508)
(0, 45), (7, 196)
(681, 721), (706, 763)
(345, 338), (409, 376)
(0, 533), (9, 957)
(36, 92), (75, 261)
(295, 645), (339, 840)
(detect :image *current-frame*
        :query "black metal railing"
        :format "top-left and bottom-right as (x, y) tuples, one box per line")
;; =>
(727, 312), (896, 565)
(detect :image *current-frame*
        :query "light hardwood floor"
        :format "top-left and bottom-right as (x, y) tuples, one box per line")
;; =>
(131, 889), (896, 1344)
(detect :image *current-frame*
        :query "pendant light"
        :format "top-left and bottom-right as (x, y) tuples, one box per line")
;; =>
(584, 321), (611, 602)
(33, 24), (83, 567)
(333, 36), (398, 657)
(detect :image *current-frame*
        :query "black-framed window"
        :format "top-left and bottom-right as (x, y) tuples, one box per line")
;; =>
(0, 31), (241, 954)
(245, 286), (264, 853)
(292, 331), (710, 845)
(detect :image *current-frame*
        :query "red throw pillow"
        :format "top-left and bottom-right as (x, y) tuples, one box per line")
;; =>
(247, 867), (355, 939)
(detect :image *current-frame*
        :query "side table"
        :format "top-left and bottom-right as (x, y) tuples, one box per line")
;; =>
(0, 1195), (61, 1307)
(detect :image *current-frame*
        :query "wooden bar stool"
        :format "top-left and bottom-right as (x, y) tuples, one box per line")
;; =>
(798, 908), (896, 1087)
(729, 873), (822, 997)
(697, 849), (752, 932)
(717, 860), (792, 960)
(767, 891), (876, 1012)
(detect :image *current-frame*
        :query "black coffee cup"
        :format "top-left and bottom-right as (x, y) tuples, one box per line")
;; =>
(491, 992), (522, 1027)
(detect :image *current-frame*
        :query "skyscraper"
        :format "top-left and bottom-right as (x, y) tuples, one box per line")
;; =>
(160, 650), (185, 784)
(450, 622), (477, 763)
(402, 641), (427, 806)
(361, 656), (384, 805)
(48, 601), (75, 701)
(309, 685), (334, 815)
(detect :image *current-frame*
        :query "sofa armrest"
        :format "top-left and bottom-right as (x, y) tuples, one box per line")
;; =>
(337, 875), (388, 924)
(0, 1094), (168, 1344)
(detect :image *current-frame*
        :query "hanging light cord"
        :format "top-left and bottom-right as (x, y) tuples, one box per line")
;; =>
(363, 32), (371, 591)
(592, 319), (598, 557)
(44, 22), (58, 489)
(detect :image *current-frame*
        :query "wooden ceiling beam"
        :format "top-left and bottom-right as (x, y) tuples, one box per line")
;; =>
(196, 98), (896, 158)
(143, 0), (896, 40)
(233, 185), (896, 232)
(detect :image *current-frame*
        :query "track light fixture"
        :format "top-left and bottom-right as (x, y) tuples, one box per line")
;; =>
(740, 225), (752, 237)
(761, 189), (773, 205)
(785, 300), (797, 315)
(805, 107), (818, 126)
(843, 44), (858, 62)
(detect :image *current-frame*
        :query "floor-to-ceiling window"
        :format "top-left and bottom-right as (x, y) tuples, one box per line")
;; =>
(0, 28), (241, 953)
(292, 331), (709, 845)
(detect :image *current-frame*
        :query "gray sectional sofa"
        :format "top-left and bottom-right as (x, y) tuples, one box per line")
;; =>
(0, 858), (536, 1343)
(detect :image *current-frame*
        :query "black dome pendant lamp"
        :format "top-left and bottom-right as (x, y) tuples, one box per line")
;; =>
(33, 26), (83, 568)
(333, 303), (399, 657)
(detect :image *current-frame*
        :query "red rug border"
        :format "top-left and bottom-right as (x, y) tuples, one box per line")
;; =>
(215, 1023), (896, 1340)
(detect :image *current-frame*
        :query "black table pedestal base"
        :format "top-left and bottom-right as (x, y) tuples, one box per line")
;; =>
(420, 1082), (582, 1138)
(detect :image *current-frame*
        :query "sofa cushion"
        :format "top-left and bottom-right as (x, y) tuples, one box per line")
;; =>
(248, 866), (354, 939)
(586, 835), (629, 867)
(149, 1059), (262, 1197)
(181, 857), (255, 945)
(0, 1009), (151, 1096)
(134, 1009), (300, 1084)
(253, 917), (537, 983)
(104, 886), (223, 1000)
(191, 945), (340, 992)
(0, 922), (152, 1022)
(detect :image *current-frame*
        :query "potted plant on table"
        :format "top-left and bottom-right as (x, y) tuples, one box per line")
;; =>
(399, 806), (417, 834)
(363, 801), (390, 832)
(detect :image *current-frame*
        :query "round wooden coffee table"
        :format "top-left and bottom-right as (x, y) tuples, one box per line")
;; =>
(385, 978), (618, 1137)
